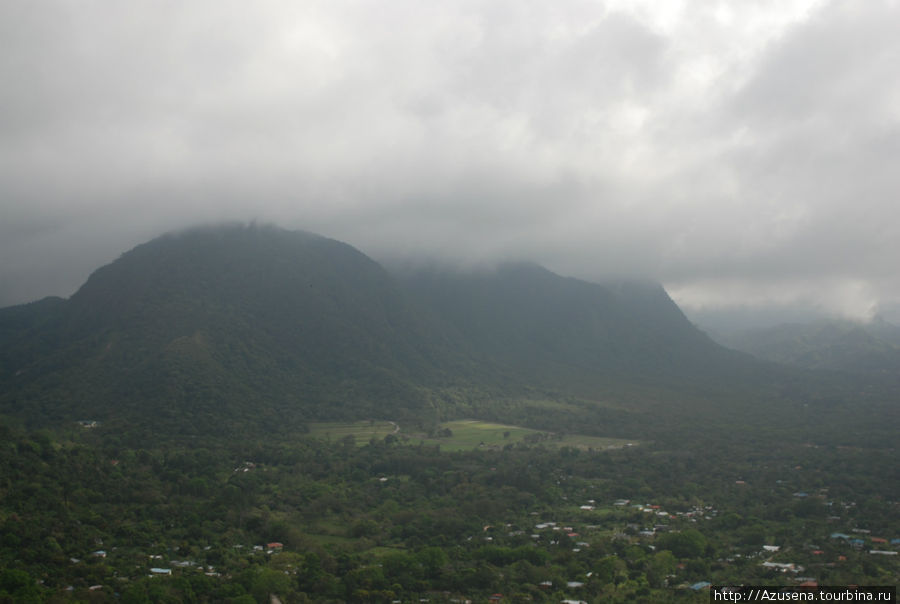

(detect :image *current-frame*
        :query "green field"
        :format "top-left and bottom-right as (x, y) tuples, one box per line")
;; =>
(306, 420), (399, 443)
(306, 419), (636, 451)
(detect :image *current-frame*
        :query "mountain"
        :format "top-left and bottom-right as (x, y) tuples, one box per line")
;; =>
(714, 318), (900, 375)
(0, 223), (833, 439)
(0, 225), (465, 435)
(396, 263), (761, 395)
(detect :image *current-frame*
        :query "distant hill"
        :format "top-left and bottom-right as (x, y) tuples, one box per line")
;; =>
(1, 223), (883, 440)
(714, 318), (900, 375)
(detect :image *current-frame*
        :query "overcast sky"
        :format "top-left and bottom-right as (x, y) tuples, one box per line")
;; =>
(2, 0), (898, 323)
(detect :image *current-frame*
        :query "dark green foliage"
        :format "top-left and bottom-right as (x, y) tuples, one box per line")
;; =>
(0, 225), (459, 437)
(657, 529), (708, 558)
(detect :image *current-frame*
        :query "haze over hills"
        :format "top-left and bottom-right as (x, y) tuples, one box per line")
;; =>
(710, 317), (900, 376)
(396, 263), (759, 393)
(0, 224), (892, 441)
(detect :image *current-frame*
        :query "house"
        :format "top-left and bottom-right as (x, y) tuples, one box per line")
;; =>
(150, 568), (172, 575)
(762, 562), (802, 573)
(266, 542), (283, 551)
(762, 545), (780, 552)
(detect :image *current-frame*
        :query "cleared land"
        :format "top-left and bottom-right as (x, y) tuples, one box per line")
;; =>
(306, 419), (636, 451)
(306, 421), (398, 443)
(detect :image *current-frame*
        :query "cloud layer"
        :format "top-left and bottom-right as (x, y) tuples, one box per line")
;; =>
(2, 0), (898, 321)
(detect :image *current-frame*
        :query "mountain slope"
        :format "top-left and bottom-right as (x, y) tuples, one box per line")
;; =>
(1, 224), (862, 440)
(0, 225), (462, 434)
(396, 263), (764, 395)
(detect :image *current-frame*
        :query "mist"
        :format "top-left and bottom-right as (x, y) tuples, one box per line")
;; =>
(2, 0), (898, 326)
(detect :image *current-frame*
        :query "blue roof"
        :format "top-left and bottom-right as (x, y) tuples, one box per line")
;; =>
(691, 582), (711, 590)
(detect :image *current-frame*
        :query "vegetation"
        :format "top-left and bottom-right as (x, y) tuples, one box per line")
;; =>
(0, 225), (897, 601)
(715, 317), (900, 377)
(305, 419), (636, 452)
(1, 224), (809, 439)
(0, 415), (896, 602)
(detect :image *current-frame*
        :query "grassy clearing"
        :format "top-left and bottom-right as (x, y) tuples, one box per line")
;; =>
(306, 419), (637, 451)
(435, 419), (534, 449)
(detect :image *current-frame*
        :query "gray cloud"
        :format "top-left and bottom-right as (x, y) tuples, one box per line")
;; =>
(1, 0), (898, 323)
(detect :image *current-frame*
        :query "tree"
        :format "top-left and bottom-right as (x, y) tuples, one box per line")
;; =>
(646, 550), (676, 588)
(251, 567), (293, 603)
(0, 569), (42, 603)
(658, 529), (707, 559)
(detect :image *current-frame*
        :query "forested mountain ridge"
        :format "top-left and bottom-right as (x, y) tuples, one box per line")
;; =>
(0, 225), (463, 435)
(397, 263), (763, 394)
(0, 223), (879, 439)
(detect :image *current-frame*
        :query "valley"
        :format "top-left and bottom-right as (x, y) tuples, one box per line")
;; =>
(1, 415), (895, 602)
(0, 225), (897, 602)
